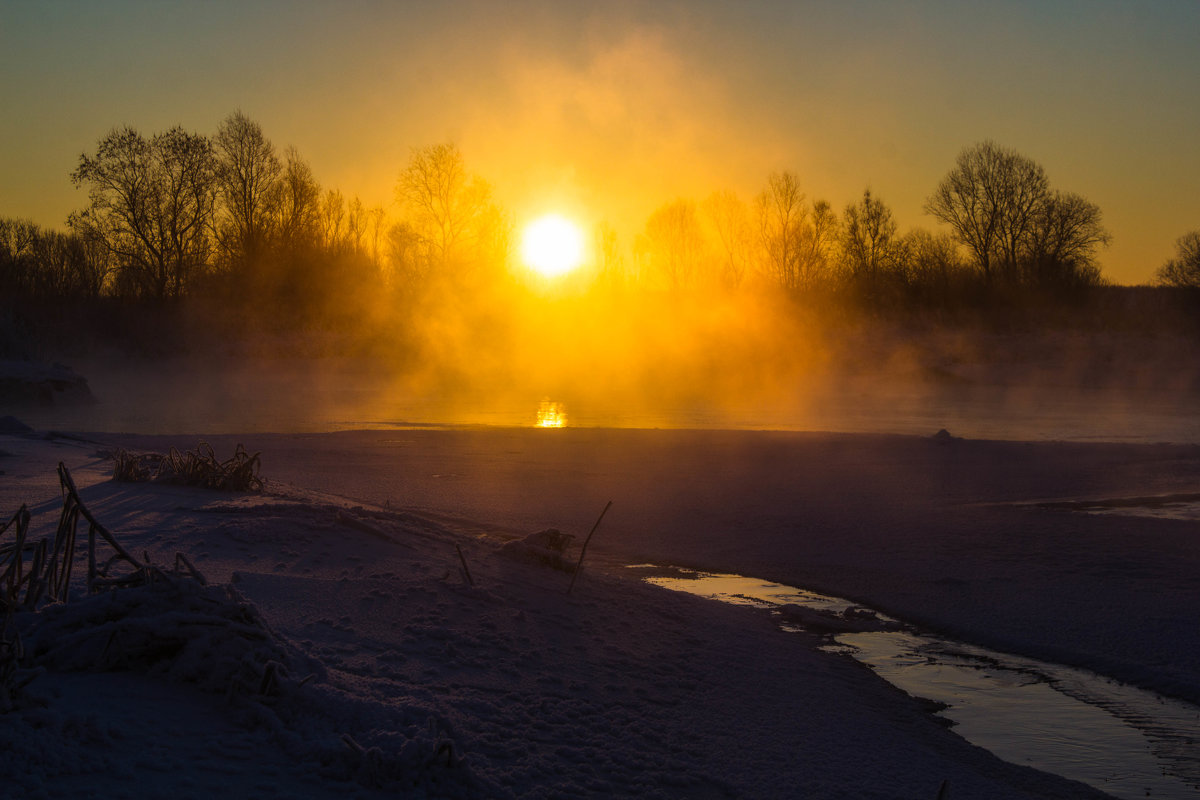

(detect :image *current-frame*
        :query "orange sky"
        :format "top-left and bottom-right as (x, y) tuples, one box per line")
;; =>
(2, 1), (1198, 284)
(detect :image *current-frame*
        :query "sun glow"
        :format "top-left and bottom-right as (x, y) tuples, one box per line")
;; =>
(521, 214), (584, 278)
(536, 399), (568, 428)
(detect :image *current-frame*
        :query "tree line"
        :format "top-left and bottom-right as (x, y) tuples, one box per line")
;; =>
(3, 112), (1197, 337)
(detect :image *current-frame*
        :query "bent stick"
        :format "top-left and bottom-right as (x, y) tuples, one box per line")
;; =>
(567, 500), (613, 595)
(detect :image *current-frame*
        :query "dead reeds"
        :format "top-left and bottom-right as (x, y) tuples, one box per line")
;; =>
(112, 441), (263, 492)
(0, 463), (208, 613)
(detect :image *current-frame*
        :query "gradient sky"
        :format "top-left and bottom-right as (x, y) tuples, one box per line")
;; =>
(2, 0), (1197, 284)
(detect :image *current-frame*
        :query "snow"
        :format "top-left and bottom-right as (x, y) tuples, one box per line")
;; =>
(3, 424), (1199, 798)
(0, 360), (95, 407)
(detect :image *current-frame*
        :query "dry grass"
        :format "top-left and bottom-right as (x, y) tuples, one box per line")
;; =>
(112, 441), (263, 492)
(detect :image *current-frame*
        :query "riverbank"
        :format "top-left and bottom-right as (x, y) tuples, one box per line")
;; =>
(4, 426), (1198, 796)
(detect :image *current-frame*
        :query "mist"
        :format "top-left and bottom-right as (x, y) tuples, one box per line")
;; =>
(11, 275), (1196, 447)
(3, 103), (1198, 443)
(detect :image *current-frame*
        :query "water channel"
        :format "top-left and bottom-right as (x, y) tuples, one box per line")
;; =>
(636, 567), (1200, 800)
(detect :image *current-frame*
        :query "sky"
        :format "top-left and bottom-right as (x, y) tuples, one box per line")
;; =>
(1, 0), (1198, 285)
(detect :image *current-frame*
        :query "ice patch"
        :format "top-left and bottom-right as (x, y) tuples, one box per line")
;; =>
(642, 567), (1200, 800)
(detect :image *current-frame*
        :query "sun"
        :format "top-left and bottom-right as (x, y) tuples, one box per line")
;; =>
(521, 214), (584, 278)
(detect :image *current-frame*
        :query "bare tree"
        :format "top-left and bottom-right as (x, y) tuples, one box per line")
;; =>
(366, 205), (386, 269)
(30, 230), (80, 298)
(394, 143), (502, 277)
(800, 200), (839, 290)
(320, 188), (347, 253)
(756, 172), (807, 291)
(841, 189), (900, 281)
(470, 199), (512, 274)
(1155, 231), (1200, 289)
(594, 221), (625, 289)
(385, 220), (425, 289)
(703, 190), (753, 289)
(273, 146), (322, 252)
(754, 172), (836, 292)
(925, 141), (1048, 284)
(0, 217), (39, 295)
(71, 125), (216, 299)
(643, 198), (706, 290)
(902, 228), (966, 303)
(346, 195), (368, 255)
(1023, 192), (1110, 290)
(73, 225), (113, 297)
(213, 111), (281, 268)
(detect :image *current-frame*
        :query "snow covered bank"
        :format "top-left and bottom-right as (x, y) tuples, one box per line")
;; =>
(0, 360), (94, 408)
(3, 426), (1195, 797)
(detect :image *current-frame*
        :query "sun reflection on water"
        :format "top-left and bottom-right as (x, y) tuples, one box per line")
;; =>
(535, 399), (567, 428)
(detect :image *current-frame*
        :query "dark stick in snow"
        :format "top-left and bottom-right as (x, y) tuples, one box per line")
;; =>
(455, 544), (474, 586)
(567, 500), (612, 595)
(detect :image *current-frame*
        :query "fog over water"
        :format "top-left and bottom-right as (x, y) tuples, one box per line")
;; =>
(18, 352), (1200, 444)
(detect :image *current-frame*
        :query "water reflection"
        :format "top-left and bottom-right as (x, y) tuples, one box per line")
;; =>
(639, 567), (1200, 800)
(13, 358), (1200, 441)
(535, 399), (567, 428)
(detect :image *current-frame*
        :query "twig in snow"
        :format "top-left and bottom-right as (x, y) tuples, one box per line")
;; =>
(455, 544), (474, 587)
(174, 552), (207, 586)
(567, 500), (612, 595)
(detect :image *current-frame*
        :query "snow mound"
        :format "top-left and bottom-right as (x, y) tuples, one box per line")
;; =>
(0, 360), (94, 407)
(14, 576), (479, 796)
(499, 528), (577, 572)
(931, 427), (961, 443)
(24, 579), (303, 697)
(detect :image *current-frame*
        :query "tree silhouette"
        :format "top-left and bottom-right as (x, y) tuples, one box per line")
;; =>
(703, 190), (753, 290)
(213, 111), (281, 269)
(925, 141), (1047, 284)
(593, 221), (625, 289)
(841, 189), (900, 282)
(926, 141), (1108, 293)
(272, 146), (322, 253)
(755, 173), (834, 292)
(1023, 192), (1109, 290)
(804, 200), (839, 290)
(320, 188), (347, 253)
(394, 143), (503, 279)
(756, 172), (807, 291)
(1155, 231), (1200, 289)
(71, 126), (216, 299)
(0, 218), (38, 295)
(643, 198), (705, 290)
(902, 228), (966, 306)
(0, 218), (109, 299)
